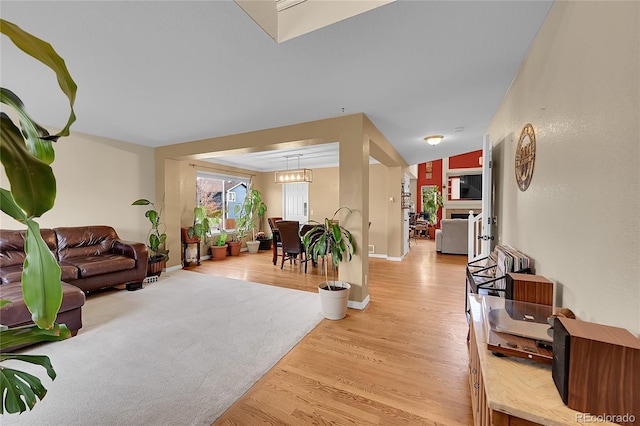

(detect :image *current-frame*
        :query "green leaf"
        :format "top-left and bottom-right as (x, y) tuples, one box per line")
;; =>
(0, 114), (56, 218)
(21, 220), (63, 329)
(0, 323), (71, 352)
(0, 188), (27, 222)
(0, 88), (55, 165)
(0, 19), (77, 140)
(149, 233), (160, 252)
(131, 199), (151, 206)
(145, 209), (158, 227)
(0, 353), (58, 414)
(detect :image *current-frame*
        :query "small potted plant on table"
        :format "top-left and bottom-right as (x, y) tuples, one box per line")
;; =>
(302, 207), (356, 320)
(182, 206), (214, 266)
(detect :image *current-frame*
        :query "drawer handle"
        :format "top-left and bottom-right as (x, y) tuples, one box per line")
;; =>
(472, 368), (477, 375)
(473, 382), (480, 390)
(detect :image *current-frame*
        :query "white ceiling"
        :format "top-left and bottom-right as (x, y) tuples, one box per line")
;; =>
(0, 0), (554, 171)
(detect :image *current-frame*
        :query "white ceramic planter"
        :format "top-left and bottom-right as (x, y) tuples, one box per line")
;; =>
(246, 240), (260, 254)
(318, 281), (351, 320)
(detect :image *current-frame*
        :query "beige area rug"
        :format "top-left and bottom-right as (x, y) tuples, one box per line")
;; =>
(2, 270), (323, 425)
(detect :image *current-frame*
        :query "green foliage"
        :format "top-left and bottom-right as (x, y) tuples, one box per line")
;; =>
(301, 207), (356, 287)
(0, 18), (77, 413)
(0, 353), (57, 414)
(132, 198), (169, 260)
(188, 205), (215, 240)
(234, 185), (267, 241)
(422, 186), (444, 225)
(213, 231), (228, 246)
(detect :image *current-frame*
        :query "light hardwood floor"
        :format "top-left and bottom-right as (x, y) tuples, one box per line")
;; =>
(189, 239), (473, 425)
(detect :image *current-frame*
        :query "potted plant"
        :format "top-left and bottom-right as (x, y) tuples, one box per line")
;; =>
(187, 205), (215, 241)
(209, 230), (228, 260)
(301, 207), (356, 320)
(255, 231), (272, 250)
(234, 184), (267, 254)
(226, 232), (242, 256)
(422, 186), (444, 239)
(132, 198), (169, 276)
(0, 19), (76, 413)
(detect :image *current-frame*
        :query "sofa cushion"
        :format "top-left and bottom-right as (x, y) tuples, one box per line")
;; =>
(0, 265), (24, 286)
(63, 254), (135, 278)
(0, 281), (85, 329)
(55, 226), (119, 261)
(0, 229), (58, 268)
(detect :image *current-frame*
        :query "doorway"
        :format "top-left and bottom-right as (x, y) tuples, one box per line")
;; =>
(283, 182), (309, 224)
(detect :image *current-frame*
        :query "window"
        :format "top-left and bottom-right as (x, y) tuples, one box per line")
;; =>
(196, 172), (249, 232)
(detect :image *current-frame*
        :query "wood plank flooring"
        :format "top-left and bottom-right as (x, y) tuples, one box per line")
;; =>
(188, 239), (473, 425)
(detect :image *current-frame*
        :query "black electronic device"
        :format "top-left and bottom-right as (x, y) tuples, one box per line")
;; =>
(126, 282), (144, 291)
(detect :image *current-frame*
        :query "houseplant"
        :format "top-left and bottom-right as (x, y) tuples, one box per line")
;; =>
(234, 184), (267, 254)
(131, 198), (169, 276)
(422, 186), (444, 239)
(255, 231), (272, 251)
(209, 230), (228, 260)
(301, 207), (356, 320)
(226, 232), (242, 256)
(187, 205), (215, 241)
(0, 19), (76, 413)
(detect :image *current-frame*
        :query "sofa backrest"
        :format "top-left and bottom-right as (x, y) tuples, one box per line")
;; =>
(0, 229), (57, 268)
(55, 226), (119, 261)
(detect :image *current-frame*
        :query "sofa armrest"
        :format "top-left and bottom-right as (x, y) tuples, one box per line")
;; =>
(112, 240), (148, 263)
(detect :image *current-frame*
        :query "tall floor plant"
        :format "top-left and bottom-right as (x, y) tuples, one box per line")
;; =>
(0, 19), (77, 413)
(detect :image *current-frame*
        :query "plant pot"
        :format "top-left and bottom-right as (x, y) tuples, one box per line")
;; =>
(428, 226), (436, 240)
(227, 241), (241, 256)
(246, 240), (260, 254)
(147, 254), (166, 277)
(210, 244), (227, 260)
(318, 281), (351, 320)
(181, 227), (199, 244)
(257, 238), (273, 250)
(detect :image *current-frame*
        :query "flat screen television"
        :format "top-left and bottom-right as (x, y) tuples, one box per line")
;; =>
(460, 174), (482, 200)
(450, 174), (482, 200)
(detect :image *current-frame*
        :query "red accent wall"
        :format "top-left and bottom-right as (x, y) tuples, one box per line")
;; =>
(449, 149), (482, 169)
(415, 150), (482, 226)
(416, 159), (443, 224)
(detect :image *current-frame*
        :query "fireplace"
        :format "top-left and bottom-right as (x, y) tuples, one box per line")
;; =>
(450, 213), (469, 220)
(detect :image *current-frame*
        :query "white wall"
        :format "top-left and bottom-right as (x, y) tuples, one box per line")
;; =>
(0, 131), (155, 245)
(488, 1), (639, 334)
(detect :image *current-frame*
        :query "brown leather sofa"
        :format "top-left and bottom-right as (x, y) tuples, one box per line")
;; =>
(0, 226), (148, 348)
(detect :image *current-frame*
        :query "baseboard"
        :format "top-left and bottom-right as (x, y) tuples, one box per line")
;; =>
(165, 264), (182, 273)
(347, 294), (370, 310)
(368, 253), (387, 259)
(386, 256), (404, 262)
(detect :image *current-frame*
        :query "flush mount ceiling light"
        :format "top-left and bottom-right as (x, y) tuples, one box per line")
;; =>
(424, 135), (444, 146)
(274, 154), (313, 184)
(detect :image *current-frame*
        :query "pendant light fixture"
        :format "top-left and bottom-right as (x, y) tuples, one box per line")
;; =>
(274, 154), (313, 183)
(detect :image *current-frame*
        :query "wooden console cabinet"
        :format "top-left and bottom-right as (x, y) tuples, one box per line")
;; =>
(467, 295), (616, 426)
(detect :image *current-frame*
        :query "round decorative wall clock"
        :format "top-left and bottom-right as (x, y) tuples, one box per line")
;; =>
(515, 123), (536, 191)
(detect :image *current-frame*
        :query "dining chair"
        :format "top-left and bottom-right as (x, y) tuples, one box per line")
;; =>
(268, 217), (283, 265)
(276, 220), (310, 272)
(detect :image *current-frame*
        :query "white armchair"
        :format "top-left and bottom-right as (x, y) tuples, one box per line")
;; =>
(435, 219), (468, 255)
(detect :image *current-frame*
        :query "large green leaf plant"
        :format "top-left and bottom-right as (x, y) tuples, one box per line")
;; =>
(234, 184), (267, 241)
(301, 207), (356, 290)
(131, 198), (169, 260)
(0, 19), (77, 414)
